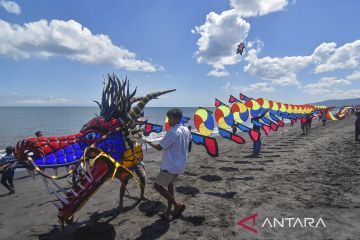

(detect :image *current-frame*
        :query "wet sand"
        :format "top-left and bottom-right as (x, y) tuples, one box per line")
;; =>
(0, 116), (359, 239)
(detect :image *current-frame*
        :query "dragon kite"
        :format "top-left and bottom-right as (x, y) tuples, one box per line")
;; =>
(12, 74), (175, 227)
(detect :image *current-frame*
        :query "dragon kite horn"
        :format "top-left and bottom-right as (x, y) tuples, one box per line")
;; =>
(128, 89), (176, 122)
(130, 96), (145, 104)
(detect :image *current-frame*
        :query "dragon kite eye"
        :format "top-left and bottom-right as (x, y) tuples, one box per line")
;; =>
(83, 131), (101, 141)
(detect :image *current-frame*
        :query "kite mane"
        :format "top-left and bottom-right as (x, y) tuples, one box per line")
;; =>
(94, 74), (137, 121)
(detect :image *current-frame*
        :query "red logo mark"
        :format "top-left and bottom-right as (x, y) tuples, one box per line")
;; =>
(237, 213), (258, 234)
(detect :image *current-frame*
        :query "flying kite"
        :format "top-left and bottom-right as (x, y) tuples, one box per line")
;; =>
(236, 42), (245, 55)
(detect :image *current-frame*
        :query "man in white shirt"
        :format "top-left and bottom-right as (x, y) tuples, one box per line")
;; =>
(145, 108), (192, 220)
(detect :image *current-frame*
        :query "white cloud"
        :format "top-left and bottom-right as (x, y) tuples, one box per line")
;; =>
(242, 82), (275, 92)
(0, 0), (20, 14)
(242, 39), (360, 88)
(0, 19), (160, 72)
(16, 96), (70, 105)
(229, 0), (288, 17)
(346, 71), (360, 81)
(0, 93), (92, 106)
(312, 42), (337, 64)
(314, 89), (360, 99)
(333, 89), (360, 98)
(221, 82), (231, 91)
(192, 9), (250, 77)
(208, 66), (229, 77)
(302, 77), (352, 95)
(246, 38), (264, 53)
(244, 49), (313, 86)
(221, 81), (274, 93)
(314, 40), (360, 73)
(193, 0), (289, 77)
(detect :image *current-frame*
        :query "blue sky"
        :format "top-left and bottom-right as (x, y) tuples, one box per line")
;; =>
(0, 0), (360, 107)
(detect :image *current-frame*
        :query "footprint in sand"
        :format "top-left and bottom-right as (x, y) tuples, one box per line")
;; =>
(181, 216), (206, 226)
(184, 171), (197, 176)
(219, 167), (239, 172)
(200, 175), (223, 182)
(234, 161), (251, 164)
(200, 165), (215, 169)
(227, 176), (254, 181)
(204, 191), (237, 199)
(262, 160), (274, 163)
(244, 168), (265, 171)
(176, 185), (200, 196)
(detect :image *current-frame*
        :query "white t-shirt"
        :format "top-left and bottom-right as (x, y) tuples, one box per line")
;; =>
(159, 124), (192, 174)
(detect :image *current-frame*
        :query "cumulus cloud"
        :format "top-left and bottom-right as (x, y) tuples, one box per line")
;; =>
(314, 40), (360, 73)
(243, 39), (360, 87)
(302, 77), (352, 95)
(229, 0), (288, 17)
(333, 89), (360, 98)
(312, 89), (360, 99)
(244, 49), (313, 86)
(193, 0), (289, 77)
(0, 0), (20, 14)
(192, 9), (250, 77)
(0, 19), (160, 72)
(208, 66), (230, 77)
(346, 71), (360, 81)
(246, 38), (264, 53)
(221, 81), (274, 93)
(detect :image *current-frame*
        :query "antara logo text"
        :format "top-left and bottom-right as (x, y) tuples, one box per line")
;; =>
(237, 213), (326, 234)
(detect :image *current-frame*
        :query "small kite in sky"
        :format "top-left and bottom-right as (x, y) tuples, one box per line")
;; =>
(236, 42), (245, 55)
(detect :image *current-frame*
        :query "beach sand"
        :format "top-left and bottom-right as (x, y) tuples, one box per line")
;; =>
(0, 116), (359, 239)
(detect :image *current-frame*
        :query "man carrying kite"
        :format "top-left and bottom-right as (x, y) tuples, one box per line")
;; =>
(145, 108), (192, 220)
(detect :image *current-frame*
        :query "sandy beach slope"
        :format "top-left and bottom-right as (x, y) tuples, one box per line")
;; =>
(0, 116), (359, 239)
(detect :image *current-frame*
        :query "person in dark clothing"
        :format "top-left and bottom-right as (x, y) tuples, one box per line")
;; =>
(35, 131), (43, 137)
(321, 111), (327, 126)
(301, 114), (313, 135)
(355, 112), (360, 141)
(0, 146), (16, 194)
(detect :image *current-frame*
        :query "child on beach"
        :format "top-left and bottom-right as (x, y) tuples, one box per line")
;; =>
(118, 126), (148, 210)
(0, 146), (16, 194)
(145, 108), (192, 220)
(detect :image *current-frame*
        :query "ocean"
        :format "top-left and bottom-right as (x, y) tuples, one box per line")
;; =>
(0, 106), (216, 152)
